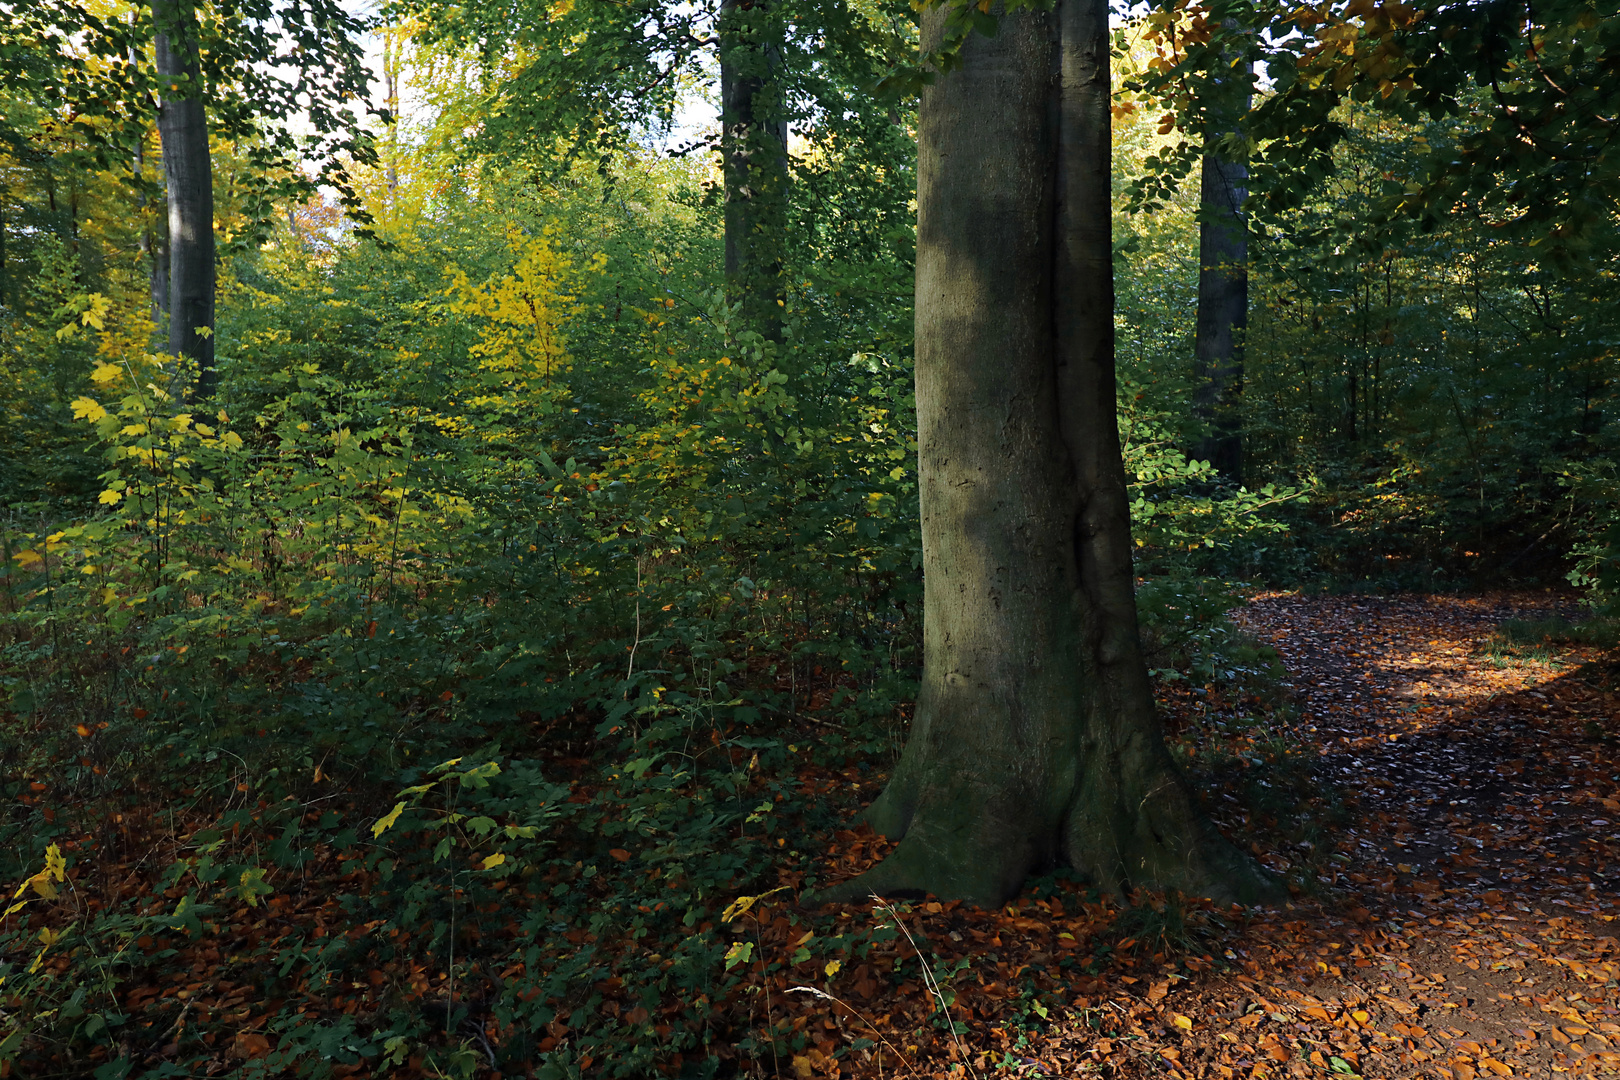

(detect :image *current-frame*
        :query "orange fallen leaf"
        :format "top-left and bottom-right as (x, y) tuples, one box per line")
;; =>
(234, 1033), (270, 1058)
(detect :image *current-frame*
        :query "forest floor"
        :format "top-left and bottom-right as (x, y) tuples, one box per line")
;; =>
(9, 592), (1619, 1079)
(1067, 589), (1620, 1080)
(797, 591), (1619, 1080)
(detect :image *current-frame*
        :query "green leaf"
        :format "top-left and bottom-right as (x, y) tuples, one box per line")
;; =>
(237, 867), (274, 907)
(723, 940), (755, 970)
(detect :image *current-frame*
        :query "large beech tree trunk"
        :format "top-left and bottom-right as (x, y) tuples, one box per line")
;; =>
(718, 0), (787, 342)
(1192, 115), (1249, 482)
(153, 0), (216, 397)
(815, 0), (1275, 907)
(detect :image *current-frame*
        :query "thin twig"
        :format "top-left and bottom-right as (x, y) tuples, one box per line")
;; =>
(873, 896), (977, 1078)
(787, 986), (923, 1078)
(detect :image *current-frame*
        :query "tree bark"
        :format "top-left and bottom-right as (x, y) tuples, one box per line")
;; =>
(153, 0), (216, 397)
(133, 129), (168, 335)
(719, 0), (787, 342)
(813, 0), (1275, 908)
(1192, 60), (1250, 482)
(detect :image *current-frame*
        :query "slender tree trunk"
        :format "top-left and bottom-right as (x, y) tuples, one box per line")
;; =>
(1192, 56), (1249, 483)
(1346, 370), (1358, 442)
(719, 0), (787, 342)
(69, 185), (82, 283)
(382, 27), (404, 213)
(814, 0), (1275, 907)
(153, 0), (216, 397)
(133, 129), (168, 335)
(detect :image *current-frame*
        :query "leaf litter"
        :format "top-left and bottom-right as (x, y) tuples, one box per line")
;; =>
(4, 591), (1616, 1078)
(789, 590), (1618, 1079)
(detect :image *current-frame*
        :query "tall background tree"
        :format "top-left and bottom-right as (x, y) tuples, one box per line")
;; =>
(719, 0), (789, 340)
(1190, 12), (1252, 482)
(392, 0), (915, 342)
(151, 0), (216, 394)
(0, 0), (379, 395)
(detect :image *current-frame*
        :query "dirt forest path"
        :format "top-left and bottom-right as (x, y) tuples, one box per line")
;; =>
(1040, 592), (1620, 1080)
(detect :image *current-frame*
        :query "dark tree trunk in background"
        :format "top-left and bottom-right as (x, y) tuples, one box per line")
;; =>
(1192, 59), (1250, 483)
(153, 0), (215, 397)
(133, 131), (168, 335)
(815, 0), (1275, 907)
(719, 0), (787, 342)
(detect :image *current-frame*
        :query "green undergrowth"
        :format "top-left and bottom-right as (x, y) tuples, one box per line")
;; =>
(1473, 615), (1619, 671)
(0, 607), (915, 1078)
(1490, 615), (1620, 650)
(0, 561), (1313, 1077)
(0, 225), (1313, 1077)
(1136, 574), (1288, 700)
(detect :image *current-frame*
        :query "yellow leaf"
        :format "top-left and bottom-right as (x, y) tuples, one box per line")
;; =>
(44, 845), (65, 882)
(372, 801), (407, 838)
(1173, 1014), (1194, 1031)
(28, 873), (57, 900)
(481, 852), (506, 870)
(70, 396), (107, 423)
(91, 362), (122, 384)
(722, 885), (789, 923)
(80, 293), (109, 329)
(98, 489), (123, 505)
(824, 960), (842, 978)
(14, 549), (42, 567)
(38, 927), (62, 947)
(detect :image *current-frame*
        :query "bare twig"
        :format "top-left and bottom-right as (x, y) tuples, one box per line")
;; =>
(787, 985), (923, 1078)
(872, 896), (978, 1078)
